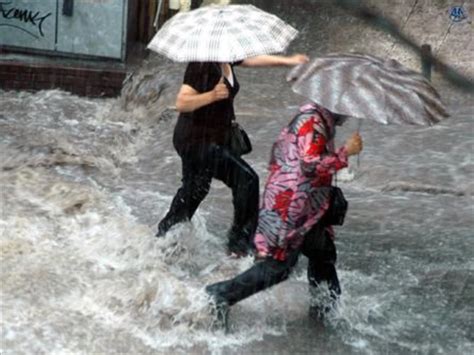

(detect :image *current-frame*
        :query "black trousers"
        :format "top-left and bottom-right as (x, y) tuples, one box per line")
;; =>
(205, 223), (341, 307)
(191, 0), (203, 9)
(157, 144), (259, 252)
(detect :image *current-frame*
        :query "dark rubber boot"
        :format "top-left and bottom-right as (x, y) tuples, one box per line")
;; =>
(206, 288), (230, 333)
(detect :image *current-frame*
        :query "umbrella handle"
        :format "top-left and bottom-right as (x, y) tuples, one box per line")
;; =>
(356, 119), (362, 168)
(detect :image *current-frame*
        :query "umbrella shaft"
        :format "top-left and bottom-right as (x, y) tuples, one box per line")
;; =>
(357, 119), (362, 167)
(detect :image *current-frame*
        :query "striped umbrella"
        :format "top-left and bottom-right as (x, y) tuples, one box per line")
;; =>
(147, 4), (298, 62)
(287, 53), (449, 125)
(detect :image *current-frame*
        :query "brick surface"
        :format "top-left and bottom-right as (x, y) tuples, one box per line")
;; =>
(0, 61), (126, 97)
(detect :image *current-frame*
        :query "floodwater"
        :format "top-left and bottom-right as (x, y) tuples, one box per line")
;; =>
(1, 2), (473, 355)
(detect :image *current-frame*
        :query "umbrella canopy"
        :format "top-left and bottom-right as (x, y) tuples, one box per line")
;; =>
(147, 4), (298, 62)
(287, 53), (449, 125)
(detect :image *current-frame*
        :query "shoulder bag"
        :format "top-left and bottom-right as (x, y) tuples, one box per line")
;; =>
(229, 121), (252, 156)
(325, 185), (348, 226)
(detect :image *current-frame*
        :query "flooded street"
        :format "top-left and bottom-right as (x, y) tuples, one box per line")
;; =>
(1, 1), (473, 354)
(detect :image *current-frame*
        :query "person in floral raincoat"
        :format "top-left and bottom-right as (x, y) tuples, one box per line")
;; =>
(206, 102), (363, 319)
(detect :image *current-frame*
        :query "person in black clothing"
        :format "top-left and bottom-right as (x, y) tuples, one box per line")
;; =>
(156, 55), (308, 255)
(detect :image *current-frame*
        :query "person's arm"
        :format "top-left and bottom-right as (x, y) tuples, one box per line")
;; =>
(241, 54), (309, 67)
(175, 77), (229, 113)
(298, 115), (357, 178)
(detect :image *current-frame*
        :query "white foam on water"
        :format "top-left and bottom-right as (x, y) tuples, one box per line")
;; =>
(0, 154), (293, 353)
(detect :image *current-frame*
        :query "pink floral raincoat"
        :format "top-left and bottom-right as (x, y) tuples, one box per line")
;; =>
(254, 103), (349, 261)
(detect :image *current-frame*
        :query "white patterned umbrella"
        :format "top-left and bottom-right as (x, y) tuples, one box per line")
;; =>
(287, 53), (450, 125)
(147, 4), (298, 62)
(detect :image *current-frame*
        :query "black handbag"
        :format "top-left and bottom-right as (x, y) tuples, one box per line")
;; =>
(229, 121), (252, 156)
(325, 186), (348, 226)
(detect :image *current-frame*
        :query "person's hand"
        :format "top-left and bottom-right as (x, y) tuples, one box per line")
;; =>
(212, 77), (229, 101)
(345, 132), (363, 156)
(254, 251), (268, 263)
(286, 54), (310, 66)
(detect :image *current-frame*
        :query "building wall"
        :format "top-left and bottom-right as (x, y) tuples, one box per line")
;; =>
(0, 0), (129, 60)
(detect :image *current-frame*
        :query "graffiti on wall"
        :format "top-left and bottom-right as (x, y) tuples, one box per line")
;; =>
(0, 1), (52, 39)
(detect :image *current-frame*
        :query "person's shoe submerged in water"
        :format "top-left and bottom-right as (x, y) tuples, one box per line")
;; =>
(309, 304), (332, 321)
(308, 290), (339, 321)
(155, 227), (167, 238)
(205, 286), (230, 333)
(155, 219), (172, 238)
(155, 215), (184, 237)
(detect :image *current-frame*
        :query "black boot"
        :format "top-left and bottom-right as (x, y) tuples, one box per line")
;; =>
(206, 286), (230, 333)
(308, 265), (341, 321)
(309, 296), (338, 321)
(155, 219), (172, 238)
